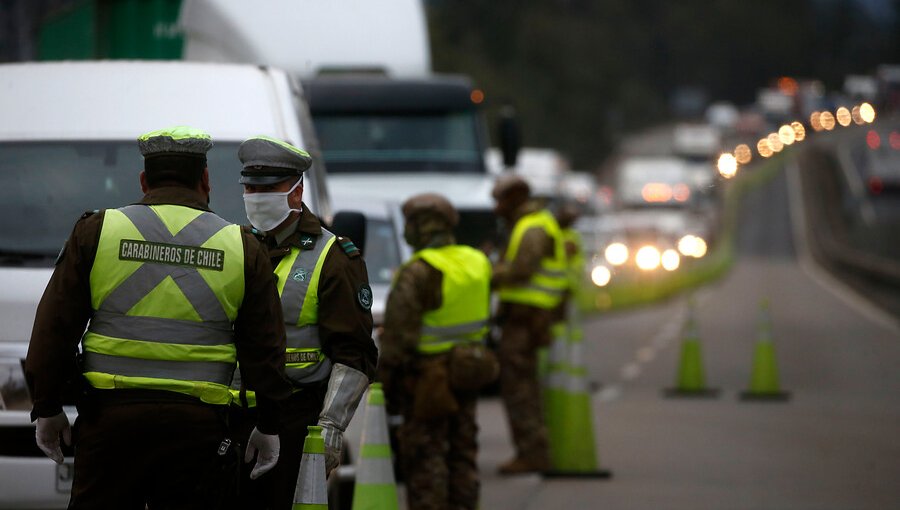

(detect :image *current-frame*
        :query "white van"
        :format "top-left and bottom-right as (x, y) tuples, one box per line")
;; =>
(0, 60), (329, 508)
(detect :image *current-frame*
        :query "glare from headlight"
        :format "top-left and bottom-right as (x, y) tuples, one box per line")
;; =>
(836, 106), (852, 127)
(859, 102), (876, 123)
(717, 153), (738, 179)
(661, 249), (680, 271)
(678, 235), (708, 258)
(604, 242), (629, 266)
(693, 237), (708, 257)
(635, 245), (661, 271)
(591, 265), (611, 287)
(678, 235), (697, 256)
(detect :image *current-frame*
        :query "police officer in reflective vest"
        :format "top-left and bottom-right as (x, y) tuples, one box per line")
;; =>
(379, 193), (494, 510)
(25, 126), (292, 509)
(491, 174), (567, 475)
(233, 136), (377, 510)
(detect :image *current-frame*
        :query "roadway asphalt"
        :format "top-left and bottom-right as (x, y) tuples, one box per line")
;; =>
(472, 156), (900, 509)
(341, 147), (900, 509)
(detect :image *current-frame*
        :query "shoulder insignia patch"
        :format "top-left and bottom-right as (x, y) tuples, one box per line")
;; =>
(338, 237), (360, 258)
(357, 283), (373, 311)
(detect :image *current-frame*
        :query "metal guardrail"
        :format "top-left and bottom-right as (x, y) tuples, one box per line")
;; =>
(800, 146), (900, 287)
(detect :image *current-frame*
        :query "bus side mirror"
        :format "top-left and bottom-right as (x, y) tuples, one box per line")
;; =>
(498, 106), (521, 169)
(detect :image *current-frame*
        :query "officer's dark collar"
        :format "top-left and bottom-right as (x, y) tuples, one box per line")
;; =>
(274, 204), (323, 250)
(139, 186), (211, 212)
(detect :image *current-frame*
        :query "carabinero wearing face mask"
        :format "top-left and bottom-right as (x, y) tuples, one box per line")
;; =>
(232, 135), (377, 510)
(243, 177), (303, 232)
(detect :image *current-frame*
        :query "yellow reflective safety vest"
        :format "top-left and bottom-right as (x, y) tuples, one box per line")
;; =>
(231, 229), (337, 407)
(497, 209), (567, 309)
(82, 204), (245, 405)
(562, 227), (585, 290)
(273, 229), (337, 385)
(407, 245), (492, 355)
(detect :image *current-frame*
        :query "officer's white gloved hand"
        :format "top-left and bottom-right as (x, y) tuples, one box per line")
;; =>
(318, 422), (343, 474)
(245, 426), (280, 479)
(35, 412), (71, 464)
(317, 364), (370, 476)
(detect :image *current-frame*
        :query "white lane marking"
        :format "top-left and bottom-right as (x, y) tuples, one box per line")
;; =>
(785, 158), (900, 333)
(620, 362), (641, 380)
(597, 385), (622, 402)
(636, 346), (656, 363)
(603, 300), (694, 402)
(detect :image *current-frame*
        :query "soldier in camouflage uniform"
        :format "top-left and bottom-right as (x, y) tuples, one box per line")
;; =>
(492, 175), (568, 475)
(379, 193), (493, 510)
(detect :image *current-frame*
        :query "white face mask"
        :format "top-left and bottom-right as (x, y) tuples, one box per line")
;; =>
(243, 178), (303, 232)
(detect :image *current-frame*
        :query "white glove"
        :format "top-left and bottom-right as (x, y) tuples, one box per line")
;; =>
(319, 422), (342, 474)
(317, 364), (369, 476)
(35, 412), (71, 464)
(245, 426), (280, 479)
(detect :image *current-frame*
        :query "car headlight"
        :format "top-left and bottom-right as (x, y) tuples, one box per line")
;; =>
(604, 242), (629, 266)
(661, 249), (680, 271)
(591, 265), (612, 287)
(635, 245), (661, 271)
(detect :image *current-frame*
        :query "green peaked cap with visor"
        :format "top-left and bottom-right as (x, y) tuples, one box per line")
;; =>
(238, 135), (312, 185)
(137, 126), (213, 159)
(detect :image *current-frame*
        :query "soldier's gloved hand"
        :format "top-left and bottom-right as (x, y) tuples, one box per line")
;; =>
(318, 421), (342, 474)
(245, 426), (280, 479)
(35, 412), (71, 464)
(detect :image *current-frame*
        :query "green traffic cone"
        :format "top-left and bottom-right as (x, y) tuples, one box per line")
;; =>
(664, 297), (719, 398)
(740, 299), (791, 401)
(351, 383), (399, 510)
(292, 426), (328, 510)
(543, 303), (612, 479)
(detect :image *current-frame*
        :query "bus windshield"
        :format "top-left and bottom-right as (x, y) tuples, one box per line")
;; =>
(313, 111), (485, 174)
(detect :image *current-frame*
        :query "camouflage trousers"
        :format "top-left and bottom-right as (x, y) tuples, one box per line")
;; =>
(398, 391), (479, 510)
(497, 304), (551, 465)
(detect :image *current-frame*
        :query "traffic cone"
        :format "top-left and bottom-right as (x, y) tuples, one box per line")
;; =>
(542, 302), (612, 478)
(740, 299), (791, 401)
(542, 320), (569, 463)
(351, 383), (399, 510)
(292, 426), (328, 510)
(663, 297), (720, 398)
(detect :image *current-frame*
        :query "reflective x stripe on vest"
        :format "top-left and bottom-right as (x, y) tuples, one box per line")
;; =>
(498, 209), (567, 309)
(82, 204), (245, 405)
(274, 229), (337, 385)
(407, 245), (492, 355)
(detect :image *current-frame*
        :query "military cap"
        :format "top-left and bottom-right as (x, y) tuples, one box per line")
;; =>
(238, 135), (312, 185)
(402, 193), (459, 227)
(137, 126), (212, 159)
(491, 174), (531, 200)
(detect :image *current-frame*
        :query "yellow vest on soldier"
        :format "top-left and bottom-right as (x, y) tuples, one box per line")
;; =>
(407, 245), (492, 355)
(233, 229), (337, 407)
(498, 209), (567, 309)
(561, 227), (585, 290)
(82, 204), (245, 405)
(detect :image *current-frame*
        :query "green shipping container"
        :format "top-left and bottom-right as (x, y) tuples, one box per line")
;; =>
(39, 0), (183, 60)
